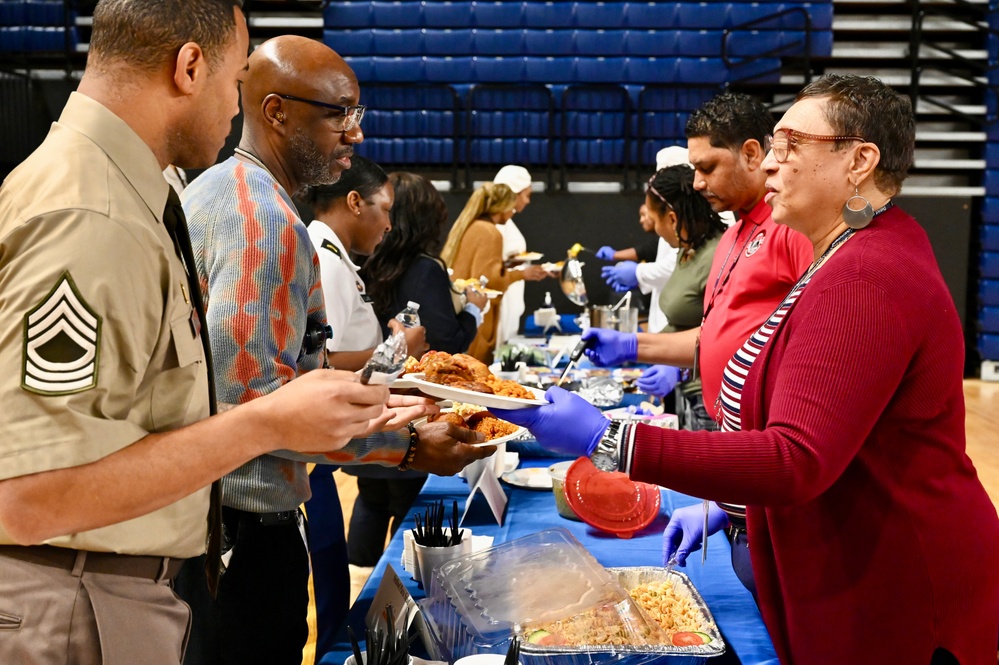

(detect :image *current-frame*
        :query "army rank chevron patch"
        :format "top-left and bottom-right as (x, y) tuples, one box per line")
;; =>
(22, 272), (101, 395)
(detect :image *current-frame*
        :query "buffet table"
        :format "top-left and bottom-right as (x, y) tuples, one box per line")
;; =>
(318, 457), (778, 665)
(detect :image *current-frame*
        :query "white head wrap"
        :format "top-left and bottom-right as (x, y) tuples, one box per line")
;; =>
(655, 146), (691, 170)
(492, 165), (532, 194)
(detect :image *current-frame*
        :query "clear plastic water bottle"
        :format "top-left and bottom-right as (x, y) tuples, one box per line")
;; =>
(394, 301), (421, 328)
(544, 291), (553, 307)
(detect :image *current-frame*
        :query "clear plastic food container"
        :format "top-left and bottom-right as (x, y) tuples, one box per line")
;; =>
(417, 529), (725, 665)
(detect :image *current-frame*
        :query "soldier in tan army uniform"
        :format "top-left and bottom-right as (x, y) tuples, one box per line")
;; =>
(0, 2), (434, 663)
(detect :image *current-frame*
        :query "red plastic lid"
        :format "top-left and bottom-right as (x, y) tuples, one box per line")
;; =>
(562, 457), (661, 539)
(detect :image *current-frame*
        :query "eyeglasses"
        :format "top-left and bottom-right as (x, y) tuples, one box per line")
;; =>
(273, 93), (366, 132)
(764, 128), (865, 163)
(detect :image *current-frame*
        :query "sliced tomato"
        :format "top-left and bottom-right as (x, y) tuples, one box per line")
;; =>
(537, 633), (567, 647)
(671, 631), (708, 646)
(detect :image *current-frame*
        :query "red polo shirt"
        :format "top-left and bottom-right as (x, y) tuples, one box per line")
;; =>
(698, 199), (812, 417)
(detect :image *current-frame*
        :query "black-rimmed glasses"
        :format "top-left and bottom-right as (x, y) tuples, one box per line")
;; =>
(764, 128), (865, 163)
(274, 93), (366, 132)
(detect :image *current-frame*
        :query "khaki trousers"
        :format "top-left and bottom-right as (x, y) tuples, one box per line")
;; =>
(0, 552), (191, 665)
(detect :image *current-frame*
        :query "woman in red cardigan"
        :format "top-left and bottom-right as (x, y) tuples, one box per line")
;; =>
(493, 74), (999, 665)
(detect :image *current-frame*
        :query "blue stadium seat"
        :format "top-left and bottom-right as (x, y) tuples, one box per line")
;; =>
(423, 29), (474, 56)
(980, 280), (999, 307)
(26, 0), (63, 26)
(25, 25), (67, 51)
(324, 2), (373, 28)
(524, 56), (574, 83)
(573, 139), (628, 165)
(574, 2), (628, 28)
(982, 225), (999, 252)
(424, 56), (474, 82)
(0, 1), (25, 26)
(0, 26), (25, 51)
(524, 1), (575, 28)
(673, 30), (724, 56)
(344, 57), (373, 83)
(673, 2), (734, 29)
(325, 30), (373, 56)
(574, 30), (628, 56)
(627, 2), (682, 29)
(422, 2), (474, 28)
(978, 307), (999, 333)
(574, 56), (628, 84)
(370, 1), (423, 28)
(983, 251), (999, 280)
(473, 29), (525, 55)
(524, 29), (574, 56)
(626, 29), (682, 57)
(982, 305), (999, 329)
(472, 2), (525, 28)
(369, 29), (424, 55)
(980, 333), (999, 358)
(983, 196), (999, 223)
(627, 57), (682, 84)
(369, 56), (425, 82)
(472, 56), (525, 83)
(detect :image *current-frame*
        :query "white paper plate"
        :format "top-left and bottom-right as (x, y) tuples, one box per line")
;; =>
(501, 466), (553, 490)
(512, 251), (543, 262)
(414, 412), (526, 448)
(402, 373), (547, 410)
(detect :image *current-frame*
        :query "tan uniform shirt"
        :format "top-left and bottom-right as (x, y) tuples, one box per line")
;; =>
(0, 92), (210, 558)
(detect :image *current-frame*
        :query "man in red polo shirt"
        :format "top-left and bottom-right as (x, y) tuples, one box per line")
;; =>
(580, 92), (812, 594)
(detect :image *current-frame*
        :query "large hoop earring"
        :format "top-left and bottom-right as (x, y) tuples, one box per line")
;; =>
(842, 186), (874, 229)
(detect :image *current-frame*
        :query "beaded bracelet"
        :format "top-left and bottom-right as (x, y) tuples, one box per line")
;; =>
(397, 423), (419, 471)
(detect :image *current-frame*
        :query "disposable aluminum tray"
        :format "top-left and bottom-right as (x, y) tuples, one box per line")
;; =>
(517, 567), (726, 662)
(418, 529), (725, 665)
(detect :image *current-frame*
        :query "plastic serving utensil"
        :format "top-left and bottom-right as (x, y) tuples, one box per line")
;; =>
(557, 336), (594, 386)
(701, 499), (709, 564)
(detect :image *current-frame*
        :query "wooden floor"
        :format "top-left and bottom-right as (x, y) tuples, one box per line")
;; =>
(301, 379), (999, 664)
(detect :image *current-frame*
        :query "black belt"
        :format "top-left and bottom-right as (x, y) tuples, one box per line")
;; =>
(230, 508), (300, 527)
(0, 545), (185, 581)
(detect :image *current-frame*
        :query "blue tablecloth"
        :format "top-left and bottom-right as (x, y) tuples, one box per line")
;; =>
(319, 458), (777, 665)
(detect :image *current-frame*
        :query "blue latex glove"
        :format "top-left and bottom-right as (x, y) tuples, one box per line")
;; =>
(580, 328), (637, 367)
(600, 261), (639, 291)
(596, 246), (617, 261)
(636, 365), (681, 396)
(490, 386), (609, 458)
(662, 502), (730, 567)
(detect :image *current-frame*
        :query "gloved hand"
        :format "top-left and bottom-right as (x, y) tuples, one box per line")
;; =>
(596, 246), (617, 261)
(600, 261), (639, 291)
(662, 502), (730, 567)
(490, 386), (609, 458)
(580, 328), (638, 367)
(636, 365), (681, 396)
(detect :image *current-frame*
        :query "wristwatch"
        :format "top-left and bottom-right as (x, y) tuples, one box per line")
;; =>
(590, 420), (623, 472)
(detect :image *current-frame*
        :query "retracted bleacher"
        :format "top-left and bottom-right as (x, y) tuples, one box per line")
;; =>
(322, 0), (834, 187)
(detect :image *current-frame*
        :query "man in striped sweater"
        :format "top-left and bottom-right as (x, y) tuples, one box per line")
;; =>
(179, 36), (493, 665)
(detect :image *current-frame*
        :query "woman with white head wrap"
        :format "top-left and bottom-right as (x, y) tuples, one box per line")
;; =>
(492, 165), (534, 346)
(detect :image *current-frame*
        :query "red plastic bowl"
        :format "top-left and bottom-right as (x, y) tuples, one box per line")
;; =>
(562, 457), (661, 539)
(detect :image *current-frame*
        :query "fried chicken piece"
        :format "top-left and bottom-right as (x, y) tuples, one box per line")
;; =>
(439, 376), (494, 394)
(450, 353), (491, 380)
(467, 413), (518, 439)
(427, 411), (467, 428)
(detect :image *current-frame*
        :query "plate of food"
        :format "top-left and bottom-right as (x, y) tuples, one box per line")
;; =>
(452, 278), (502, 299)
(510, 251), (543, 262)
(541, 261), (564, 273)
(402, 351), (548, 410)
(417, 403), (526, 447)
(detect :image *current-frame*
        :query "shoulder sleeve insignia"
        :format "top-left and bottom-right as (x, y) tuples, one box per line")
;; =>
(22, 272), (101, 395)
(320, 239), (342, 259)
